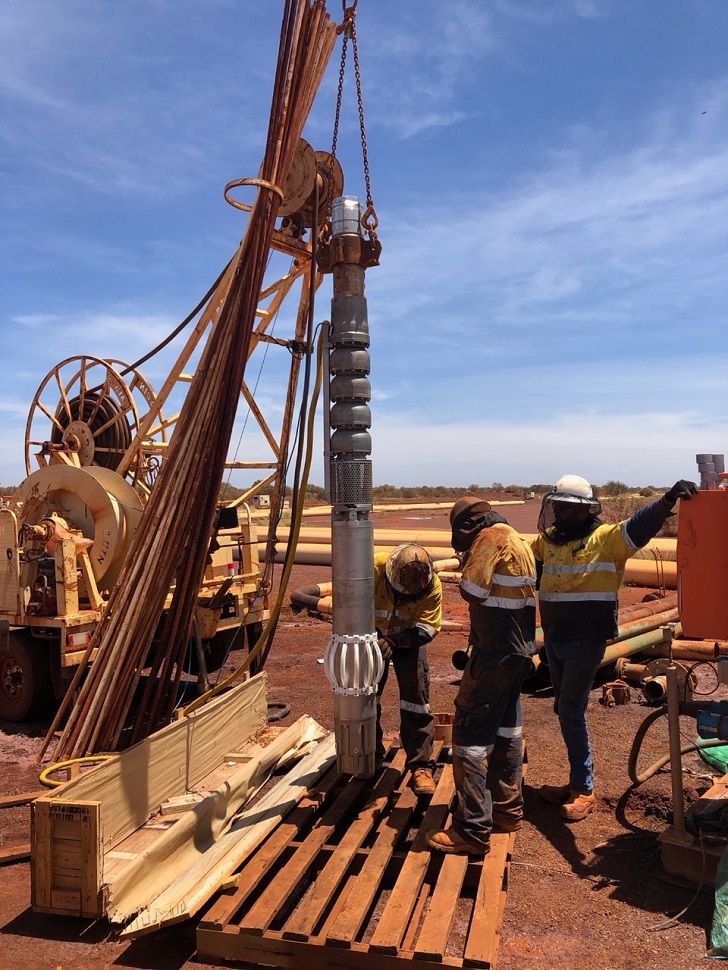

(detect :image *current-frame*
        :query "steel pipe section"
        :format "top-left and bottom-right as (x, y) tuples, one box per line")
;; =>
(322, 197), (382, 778)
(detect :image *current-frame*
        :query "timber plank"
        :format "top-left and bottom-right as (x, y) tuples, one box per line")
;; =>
(197, 744), (514, 970)
(240, 770), (369, 934)
(368, 762), (456, 954)
(31, 801), (52, 909)
(0, 844), (31, 865)
(199, 926), (465, 969)
(414, 853), (468, 960)
(463, 833), (512, 969)
(199, 764), (342, 931)
(0, 790), (43, 808)
(52, 840), (82, 869)
(80, 800), (102, 915)
(326, 780), (418, 946)
(284, 749), (408, 940)
(50, 889), (81, 911)
(401, 883), (429, 953)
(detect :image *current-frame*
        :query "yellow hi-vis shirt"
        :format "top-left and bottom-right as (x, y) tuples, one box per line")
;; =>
(532, 522), (639, 641)
(373, 550), (442, 644)
(460, 523), (537, 655)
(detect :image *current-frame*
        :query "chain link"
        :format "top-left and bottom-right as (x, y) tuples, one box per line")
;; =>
(330, 3), (378, 236)
(330, 31), (347, 162)
(351, 26), (373, 214)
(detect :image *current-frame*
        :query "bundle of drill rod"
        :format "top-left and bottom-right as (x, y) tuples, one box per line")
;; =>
(43, 0), (338, 761)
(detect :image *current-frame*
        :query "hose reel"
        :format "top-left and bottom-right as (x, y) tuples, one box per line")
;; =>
(25, 355), (167, 497)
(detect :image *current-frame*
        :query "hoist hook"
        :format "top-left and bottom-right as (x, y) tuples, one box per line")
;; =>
(362, 205), (378, 235)
(338, 0), (357, 36)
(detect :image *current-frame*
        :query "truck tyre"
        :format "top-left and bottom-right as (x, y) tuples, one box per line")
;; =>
(0, 631), (54, 722)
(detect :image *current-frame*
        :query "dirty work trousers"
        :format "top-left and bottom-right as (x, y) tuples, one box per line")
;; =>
(544, 635), (606, 793)
(376, 643), (434, 770)
(451, 649), (534, 848)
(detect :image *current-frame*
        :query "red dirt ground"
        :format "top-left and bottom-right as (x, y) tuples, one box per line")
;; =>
(0, 499), (721, 969)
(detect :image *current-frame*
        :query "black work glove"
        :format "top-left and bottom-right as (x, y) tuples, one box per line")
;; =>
(455, 550), (469, 569)
(377, 636), (394, 662)
(664, 480), (698, 507)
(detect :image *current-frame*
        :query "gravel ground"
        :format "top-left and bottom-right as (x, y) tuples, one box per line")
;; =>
(0, 500), (723, 969)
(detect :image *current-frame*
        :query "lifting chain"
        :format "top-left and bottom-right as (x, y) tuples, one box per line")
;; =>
(330, 0), (378, 240)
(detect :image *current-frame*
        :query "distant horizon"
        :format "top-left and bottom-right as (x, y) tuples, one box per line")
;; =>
(1, 478), (681, 494)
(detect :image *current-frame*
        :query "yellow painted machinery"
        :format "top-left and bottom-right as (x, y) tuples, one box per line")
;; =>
(0, 137), (342, 722)
(0, 368), (266, 721)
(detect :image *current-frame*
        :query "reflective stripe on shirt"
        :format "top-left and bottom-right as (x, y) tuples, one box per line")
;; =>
(621, 520), (640, 552)
(483, 595), (537, 610)
(539, 590), (618, 603)
(460, 576), (490, 600)
(461, 575), (536, 602)
(493, 572), (538, 586)
(542, 561), (617, 575)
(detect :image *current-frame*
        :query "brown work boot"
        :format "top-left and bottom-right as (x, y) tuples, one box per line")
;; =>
(426, 826), (490, 856)
(492, 815), (523, 833)
(560, 790), (596, 821)
(538, 783), (571, 805)
(411, 766), (436, 796)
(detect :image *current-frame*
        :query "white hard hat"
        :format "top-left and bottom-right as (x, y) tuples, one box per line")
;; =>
(552, 474), (595, 504)
(385, 543), (433, 596)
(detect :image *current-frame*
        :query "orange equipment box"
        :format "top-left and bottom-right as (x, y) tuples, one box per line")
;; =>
(677, 490), (728, 639)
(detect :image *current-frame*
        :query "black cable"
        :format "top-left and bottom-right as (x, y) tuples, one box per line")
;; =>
(120, 258), (234, 377)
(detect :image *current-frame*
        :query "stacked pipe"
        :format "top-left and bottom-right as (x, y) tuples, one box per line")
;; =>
(43, 0), (338, 761)
(696, 453), (725, 490)
(271, 527), (679, 588)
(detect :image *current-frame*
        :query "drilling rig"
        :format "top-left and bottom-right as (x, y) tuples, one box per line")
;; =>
(0, 139), (344, 724)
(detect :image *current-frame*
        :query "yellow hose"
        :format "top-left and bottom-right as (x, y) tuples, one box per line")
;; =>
(39, 754), (114, 788)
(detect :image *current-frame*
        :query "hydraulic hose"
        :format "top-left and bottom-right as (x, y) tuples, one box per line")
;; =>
(39, 754), (114, 788)
(627, 705), (728, 786)
(290, 584), (329, 612)
(182, 327), (325, 716)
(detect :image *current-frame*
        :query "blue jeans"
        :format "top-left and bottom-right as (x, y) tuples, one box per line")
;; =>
(544, 635), (606, 793)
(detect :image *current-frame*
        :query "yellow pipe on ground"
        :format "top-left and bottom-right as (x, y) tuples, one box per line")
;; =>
(267, 528), (676, 588)
(269, 527), (676, 563)
(297, 500), (525, 517)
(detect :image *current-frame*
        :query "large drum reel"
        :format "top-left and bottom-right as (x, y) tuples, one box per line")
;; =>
(13, 464), (143, 591)
(25, 355), (166, 497)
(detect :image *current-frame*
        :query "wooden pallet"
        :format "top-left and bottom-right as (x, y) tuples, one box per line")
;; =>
(197, 742), (514, 969)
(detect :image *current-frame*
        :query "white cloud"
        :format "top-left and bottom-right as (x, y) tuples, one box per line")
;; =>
(370, 410), (724, 489)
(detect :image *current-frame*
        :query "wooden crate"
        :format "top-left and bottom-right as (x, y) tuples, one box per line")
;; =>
(31, 673), (268, 918)
(197, 742), (513, 969)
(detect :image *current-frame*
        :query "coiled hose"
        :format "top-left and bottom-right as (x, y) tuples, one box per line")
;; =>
(628, 705), (728, 785)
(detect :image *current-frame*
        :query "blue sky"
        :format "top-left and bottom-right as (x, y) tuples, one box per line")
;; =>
(2, 0), (727, 491)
